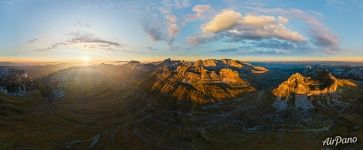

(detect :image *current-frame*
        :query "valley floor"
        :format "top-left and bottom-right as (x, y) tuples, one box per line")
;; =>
(1, 89), (363, 150)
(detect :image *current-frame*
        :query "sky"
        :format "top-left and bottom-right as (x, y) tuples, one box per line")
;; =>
(0, 0), (362, 63)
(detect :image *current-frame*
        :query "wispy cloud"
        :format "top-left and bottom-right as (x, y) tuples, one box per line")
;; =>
(256, 8), (339, 51)
(147, 46), (159, 50)
(35, 32), (128, 52)
(211, 47), (290, 55)
(142, 19), (165, 42)
(140, 1), (205, 47)
(141, 4), (180, 46)
(185, 4), (211, 21)
(66, 32), (122, 47)
(211, 39), (310, 55)
(37, 42), (66, 51)
(26, 38), (38, 44)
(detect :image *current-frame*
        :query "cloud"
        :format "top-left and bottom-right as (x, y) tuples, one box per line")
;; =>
(36, 32), (126, 51)
(26, 38), (38, 44)
(66, 32), (122, 47)
(251, 39), (309, 50)
(193, 5), (210, 14)
(140, 1), (208, 47)
(200, 10), (305, 42)
(211, 47), (290, 55)
(201, 10), (242, 33)
(140, 2), (182, 47)
(185, 4), (211, 21)
(187, 33), (218, 45)
(147, 46), (159, 50)
(141, 15), (166, 42)
(189, 8), (339, 54)
(165, 13), (179, 38)
(37, 42), (66, 51)
(291, 9), (339, 50)
(256, 8), (339, 51)
(142, 25), (164, 41)
(211, 39), (310, 55)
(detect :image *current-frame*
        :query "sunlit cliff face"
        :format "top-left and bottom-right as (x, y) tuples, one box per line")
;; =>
(272, 73), (357, 97)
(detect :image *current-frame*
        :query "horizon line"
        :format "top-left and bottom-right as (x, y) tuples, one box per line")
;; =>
(1, 56), (363, 65)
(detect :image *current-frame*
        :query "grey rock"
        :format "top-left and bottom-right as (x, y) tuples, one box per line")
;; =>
(294, 94), (314, 112)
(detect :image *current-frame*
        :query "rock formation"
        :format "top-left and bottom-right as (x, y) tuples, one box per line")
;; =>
(272, 66), (357, 112)
(152, 59), (268, 103)
(273, 66), (356, 97)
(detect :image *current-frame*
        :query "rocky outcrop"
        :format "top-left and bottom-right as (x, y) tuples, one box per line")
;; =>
(0, 67), (33, 96)
(272, 73), (338, 97)
(273, 66), (357, 97)
(272, 66), (357, 112)
(152, 59), (268, 103)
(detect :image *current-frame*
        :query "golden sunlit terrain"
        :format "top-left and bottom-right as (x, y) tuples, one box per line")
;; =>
(0, 60), (363, 150)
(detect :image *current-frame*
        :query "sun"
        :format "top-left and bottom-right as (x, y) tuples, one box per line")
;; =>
(82, 55), (90, 64)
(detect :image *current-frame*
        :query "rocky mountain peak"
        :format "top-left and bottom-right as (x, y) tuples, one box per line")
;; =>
(302, 65), (334, 80)
(272, 65), (357, 98)
(152, 59), (268, 103)
(272, 66), (359, 114)
(272, 71), (343, 97)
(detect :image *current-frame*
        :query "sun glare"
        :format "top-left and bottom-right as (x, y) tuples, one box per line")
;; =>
(82, 56), (90, 64)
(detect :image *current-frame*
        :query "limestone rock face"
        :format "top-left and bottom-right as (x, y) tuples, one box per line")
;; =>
(152, 59), (268, 103)
(272, 66), (357, 112)
(273, 66), (357, 97)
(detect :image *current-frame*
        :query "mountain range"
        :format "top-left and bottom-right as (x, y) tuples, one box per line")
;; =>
(0, 59), (363, 149)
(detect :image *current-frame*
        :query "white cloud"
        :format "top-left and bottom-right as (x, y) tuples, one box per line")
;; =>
(190, 10), (305, 45)
(201, 10), (241, 33)
(256, 8), (339, 50)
